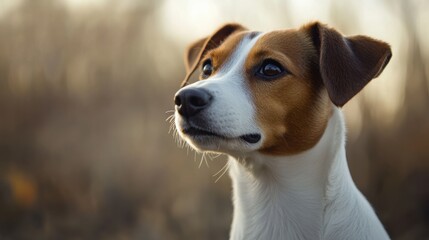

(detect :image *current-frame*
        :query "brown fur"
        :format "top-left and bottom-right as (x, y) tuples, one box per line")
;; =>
(182, 23), (246, 87)
(200, 32), (249, 78)
(245, 30), (332, 155)
(302, 22), (392, 106)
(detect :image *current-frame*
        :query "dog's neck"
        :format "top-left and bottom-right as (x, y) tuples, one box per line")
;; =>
(228, 107), (356, 240)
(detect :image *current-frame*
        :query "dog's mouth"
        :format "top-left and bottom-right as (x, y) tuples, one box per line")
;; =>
(182, 127), (261, 144)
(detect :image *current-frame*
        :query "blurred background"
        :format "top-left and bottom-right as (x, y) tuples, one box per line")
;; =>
(0, 0), (428, 239)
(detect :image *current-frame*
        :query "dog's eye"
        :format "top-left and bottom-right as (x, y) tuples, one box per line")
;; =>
(257, 60), (285, 79)
(201, 59), (213, 78)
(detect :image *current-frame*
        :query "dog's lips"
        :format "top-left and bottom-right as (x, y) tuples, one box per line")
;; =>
(182, 127), (224, 138)
(240, 134), (261, 144)
(182, 127), (261, 144)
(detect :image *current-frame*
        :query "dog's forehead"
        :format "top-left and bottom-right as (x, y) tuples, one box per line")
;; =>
(207, 31), (259, 67)
(208, 29), (315, 77)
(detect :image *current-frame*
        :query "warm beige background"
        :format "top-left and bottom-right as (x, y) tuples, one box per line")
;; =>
(0, 0), (428, 239)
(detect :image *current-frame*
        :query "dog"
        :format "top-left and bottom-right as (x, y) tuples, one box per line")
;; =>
(173, 22), (391, 240)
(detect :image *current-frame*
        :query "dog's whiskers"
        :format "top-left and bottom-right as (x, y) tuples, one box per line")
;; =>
(165, 110), (220, 172)
(198, 152), (210, 168)
(214, 161), (230, 183)
(204, 153), (210, 168)
(165, 115), (175, 123)
(166, 110), (189, 150)
(207, 152), (222, 161)
(198, 153), (204, 168)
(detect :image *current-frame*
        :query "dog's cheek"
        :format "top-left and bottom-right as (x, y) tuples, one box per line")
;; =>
(249, 80), (291, 153)
(250, 77), (330, 155)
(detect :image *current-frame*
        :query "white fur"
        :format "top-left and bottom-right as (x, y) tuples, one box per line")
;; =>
(228, 108), (389, 240)
(175, 32), (389, 240)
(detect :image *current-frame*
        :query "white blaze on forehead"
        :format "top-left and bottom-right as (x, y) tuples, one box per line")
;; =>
(216, 32), (262, 77)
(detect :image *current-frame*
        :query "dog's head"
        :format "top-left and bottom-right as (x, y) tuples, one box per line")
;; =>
(173, 22), (391, 156)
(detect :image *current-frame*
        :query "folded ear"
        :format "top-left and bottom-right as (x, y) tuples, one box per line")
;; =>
(181, 23), (246, 87)
(304, 22), (392, 106)
(185, 37), (208, 72)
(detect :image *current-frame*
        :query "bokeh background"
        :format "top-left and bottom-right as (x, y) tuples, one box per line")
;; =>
(0, 0), (428, 239)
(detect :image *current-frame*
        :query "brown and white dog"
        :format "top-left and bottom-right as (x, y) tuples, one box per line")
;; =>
(173, 22), (391, 240)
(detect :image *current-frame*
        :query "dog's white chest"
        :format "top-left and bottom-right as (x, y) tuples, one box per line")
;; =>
(228, 109), (389, 240)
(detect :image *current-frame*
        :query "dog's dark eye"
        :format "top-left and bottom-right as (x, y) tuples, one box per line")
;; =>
(257, 60), (285, 79)
(202, 59), (213, 78)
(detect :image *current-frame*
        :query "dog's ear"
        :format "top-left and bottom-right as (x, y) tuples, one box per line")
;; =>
(185, 37), (208, 72)
(181, 23), (246, 87)
(303, 22), (392, 106)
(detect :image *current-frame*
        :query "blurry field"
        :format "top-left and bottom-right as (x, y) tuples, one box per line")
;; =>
(0, 0), (428, 239)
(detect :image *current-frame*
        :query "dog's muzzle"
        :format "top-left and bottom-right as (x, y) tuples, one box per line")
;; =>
(174, 87), (261, 145)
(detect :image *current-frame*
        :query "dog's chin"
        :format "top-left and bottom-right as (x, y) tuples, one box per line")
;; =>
(178, 128), (262, 154)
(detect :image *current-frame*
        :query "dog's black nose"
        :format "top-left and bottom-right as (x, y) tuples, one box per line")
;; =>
(174, 88), (212, 118)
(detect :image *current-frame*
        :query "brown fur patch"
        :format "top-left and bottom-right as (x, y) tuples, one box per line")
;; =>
(199, 32), (251, 79)
(245, 29), (333, 155)
(182, 23), (247, 87)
